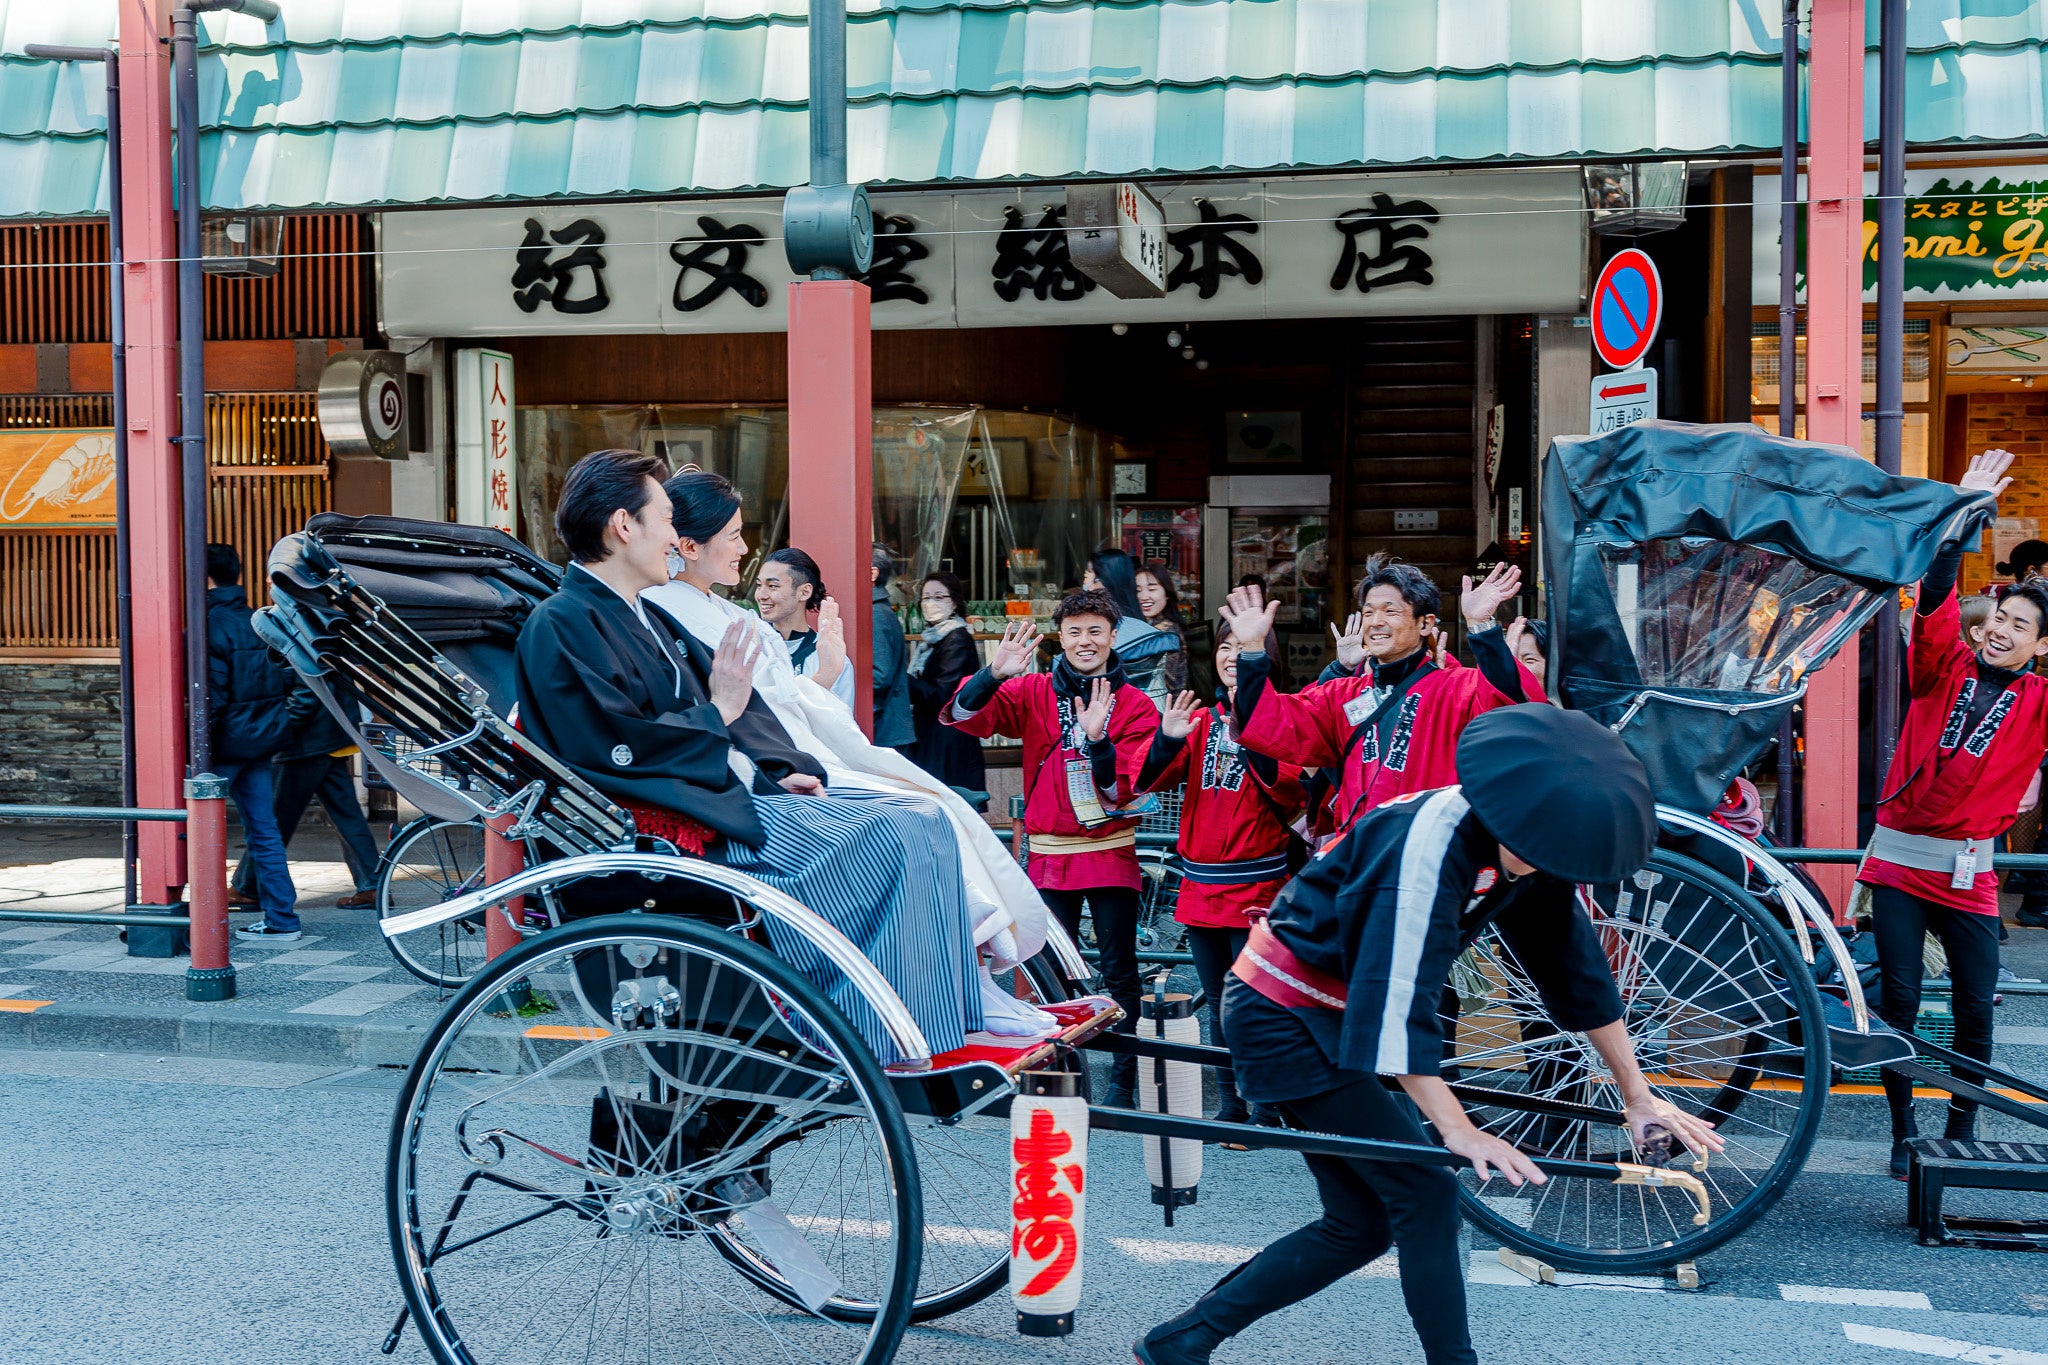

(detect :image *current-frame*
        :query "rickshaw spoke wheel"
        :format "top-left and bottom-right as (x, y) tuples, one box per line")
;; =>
(387, 914), (919, 1365)
(1442, 850), (1828, 1274)
(379, 818), (492, 989)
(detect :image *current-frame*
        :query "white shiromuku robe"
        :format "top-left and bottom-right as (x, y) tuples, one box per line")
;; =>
(643, 578), (1049, 967)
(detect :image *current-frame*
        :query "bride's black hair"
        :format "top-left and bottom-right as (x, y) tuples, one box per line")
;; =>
(664, 468), (743, 545)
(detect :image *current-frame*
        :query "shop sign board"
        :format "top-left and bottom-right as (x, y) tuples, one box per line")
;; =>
(1589, 249), (1662, 371)
(1753, 169), (2048, 302)
(1590, 368), (1658, 434)
(1066, 183), (1168, 299)
(0, 429), (116, 527)
(453, 349), (516, 532)
(1948, 324), (2048, 375)
(380, 171), (1587, 338)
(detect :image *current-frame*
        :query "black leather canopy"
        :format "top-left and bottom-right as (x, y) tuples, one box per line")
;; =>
(1540, 420), (1995, 812)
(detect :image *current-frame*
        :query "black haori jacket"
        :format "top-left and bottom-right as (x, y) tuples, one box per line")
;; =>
(1261, 786), (1625, 1079)
(512, 566), (824, 847)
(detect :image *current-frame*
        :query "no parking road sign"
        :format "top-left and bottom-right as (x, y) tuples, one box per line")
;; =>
(1591, 248), (1663, 371)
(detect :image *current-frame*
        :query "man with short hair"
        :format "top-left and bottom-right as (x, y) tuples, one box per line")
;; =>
(512, 449), (994, 1063)
(944, 588), (1162, 1102)
(204, 542), (302, 942)
(755, 546), (854, 707)
(1223, 554), (1538, 841)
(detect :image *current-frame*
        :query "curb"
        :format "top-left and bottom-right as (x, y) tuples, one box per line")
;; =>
(0, 999), (434, 1070)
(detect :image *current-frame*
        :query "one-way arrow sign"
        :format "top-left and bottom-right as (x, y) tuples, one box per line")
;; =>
(1590, 367), (1657, 434)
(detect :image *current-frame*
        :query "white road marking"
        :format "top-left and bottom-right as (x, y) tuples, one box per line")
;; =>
(1843, 1322), (2048, 1363)
(1466, 1252), (1664, 1293)
(1110, 1237), (1397, 1278)
(1998, 1026), (2048, 1047)
(294, 965), (389, 983)
(289, 983), (425, 1015)
(264, 949), (354, 966)
(0, 925), (83, 942)
(1781, 1284), (1931, 1309)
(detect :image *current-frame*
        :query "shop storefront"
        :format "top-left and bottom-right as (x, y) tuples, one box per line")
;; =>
(1753, 165), (2048, 590)
(379, 169), (1588, 680)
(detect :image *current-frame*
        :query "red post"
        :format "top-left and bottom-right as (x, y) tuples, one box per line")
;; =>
(1802, 0), (1868, 918)
(787, 280), (875, 735)
(117, 0), (188, 913)
(483, 820), (525, 961)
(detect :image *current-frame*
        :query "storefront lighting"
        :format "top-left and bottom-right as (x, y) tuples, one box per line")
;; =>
(1111, 323), (1129, 336)
(1583, 162), (1688, 237)
(201, 211), (284, 276)
(1166, 329), (1183, 348)
(1181, 346), (1196, 360)
(1195, 359), (1210, 370)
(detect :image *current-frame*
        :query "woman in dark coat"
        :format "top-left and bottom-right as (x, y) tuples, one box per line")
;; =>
(908, 570), (987, 792)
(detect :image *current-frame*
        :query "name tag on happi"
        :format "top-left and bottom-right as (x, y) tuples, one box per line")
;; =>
(1065, 757), (1111, 828)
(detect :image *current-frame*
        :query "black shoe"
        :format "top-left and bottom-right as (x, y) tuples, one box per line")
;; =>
(1943, 1108), (1978, 1144)
(1889, 1139), (1914, 1181)
(1248, 1103), (1284, 1129)
(2017, 907), (2048, 929)
(1134, 1311), (1228, 1365)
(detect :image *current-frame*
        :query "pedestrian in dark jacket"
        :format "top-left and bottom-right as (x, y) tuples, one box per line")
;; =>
(204, 543), (301, 941)
(907, 570), (985, 791)
(229, 684), (382, 911)
(871, 544), (915, 750)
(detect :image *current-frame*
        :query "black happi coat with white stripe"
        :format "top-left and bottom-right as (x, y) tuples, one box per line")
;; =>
(1254, 786), (1625, 1085)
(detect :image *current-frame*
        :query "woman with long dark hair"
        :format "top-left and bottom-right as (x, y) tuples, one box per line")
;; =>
(1085, 547), (1179, 702)
(1135, 561), (1190, 695)
(907, 570), (986, 791)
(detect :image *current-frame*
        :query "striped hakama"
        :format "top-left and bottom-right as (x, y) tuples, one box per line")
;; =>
(714, 790), (983, 1065)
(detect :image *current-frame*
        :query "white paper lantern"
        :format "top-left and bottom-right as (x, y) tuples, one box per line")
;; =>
(1139, 991), (1203, 1212)
(1010, 1072), (1090, 1336)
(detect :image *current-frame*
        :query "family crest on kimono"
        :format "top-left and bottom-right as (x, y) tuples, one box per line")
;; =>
(512, 448), (1054, 1064)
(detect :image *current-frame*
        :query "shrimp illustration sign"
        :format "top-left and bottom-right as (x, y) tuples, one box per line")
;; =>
(0, 430), (118, 528)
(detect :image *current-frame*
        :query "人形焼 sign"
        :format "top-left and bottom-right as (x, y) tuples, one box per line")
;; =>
(0, 430), (117, 528)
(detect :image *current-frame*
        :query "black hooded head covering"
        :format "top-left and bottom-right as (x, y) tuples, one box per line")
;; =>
(1456, 705), (1656, 884)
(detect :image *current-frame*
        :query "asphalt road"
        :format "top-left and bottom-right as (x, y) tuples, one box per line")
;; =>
(3, 1047), (2048, 1365)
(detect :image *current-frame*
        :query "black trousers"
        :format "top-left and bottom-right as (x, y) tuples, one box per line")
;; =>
(1040, 886), (1141, 1090)
(1184, 925), (1249, 1110)
(1870, 884), (2000, 1136)
(1187, 1075), (1476, 1365)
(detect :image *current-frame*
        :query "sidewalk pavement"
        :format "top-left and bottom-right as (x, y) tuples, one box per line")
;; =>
(0, 846), (465, 1069)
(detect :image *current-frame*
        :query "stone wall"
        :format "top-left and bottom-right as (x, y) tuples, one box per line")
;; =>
(0, 662), (124, 806)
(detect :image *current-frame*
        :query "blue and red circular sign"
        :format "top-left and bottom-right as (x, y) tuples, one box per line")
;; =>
(1590, 248), (1663, 371)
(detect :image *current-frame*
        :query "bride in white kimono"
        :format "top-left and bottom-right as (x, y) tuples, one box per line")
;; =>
(643, 469), (1055, 1037)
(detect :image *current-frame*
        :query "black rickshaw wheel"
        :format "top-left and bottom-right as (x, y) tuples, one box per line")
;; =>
(1443, 850), (1829, 1275)
(379, 817), (493, 989)
(387, 914), (920, 1365)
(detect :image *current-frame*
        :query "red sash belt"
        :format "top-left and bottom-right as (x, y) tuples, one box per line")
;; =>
(623, 802), (715, 857)
(1231, 919), (1347, 1012)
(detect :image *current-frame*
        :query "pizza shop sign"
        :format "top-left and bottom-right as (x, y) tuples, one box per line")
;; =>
(379, 171), (1586, 337)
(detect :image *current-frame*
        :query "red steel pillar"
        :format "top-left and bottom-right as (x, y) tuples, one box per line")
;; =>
(1803, 0), (1867, 917)
(483, 821), (525, 961)
(787, 281), (875, 735)
(116, 0), (190, 913)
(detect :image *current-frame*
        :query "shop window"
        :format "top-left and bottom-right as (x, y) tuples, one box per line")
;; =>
(1751, 319), (1933, 479)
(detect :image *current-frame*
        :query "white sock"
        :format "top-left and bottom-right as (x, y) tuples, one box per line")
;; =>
(976, 961), (1058, 1037)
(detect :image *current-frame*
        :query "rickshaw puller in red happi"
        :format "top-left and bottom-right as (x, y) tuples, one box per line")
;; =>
(1136, 629), (1307, 1129)
(1863, 447), (2046, 1176)
(1220, 556), (1543, 842)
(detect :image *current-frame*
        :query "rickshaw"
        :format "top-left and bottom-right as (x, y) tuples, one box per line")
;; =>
(247, 422), (2006, 1365)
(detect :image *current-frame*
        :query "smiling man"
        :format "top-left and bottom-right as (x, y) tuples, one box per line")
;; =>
(943, 587), (1161, 1104)
(1864, 448), (2041, 1175)
(753, 547), (854, 707)
(1221, 554), (1540, 843)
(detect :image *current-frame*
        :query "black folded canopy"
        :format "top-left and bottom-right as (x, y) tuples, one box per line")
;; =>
(1540, 420), (1995, 813)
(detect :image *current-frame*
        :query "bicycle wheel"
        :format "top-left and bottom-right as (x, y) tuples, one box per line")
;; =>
(389, 914), (919, 1365)
(1444, 850), (1828, 1273)
(729, 948), (1080, 1325)
(1135, 849), (1187, 953)
(379, 818), (490, 988)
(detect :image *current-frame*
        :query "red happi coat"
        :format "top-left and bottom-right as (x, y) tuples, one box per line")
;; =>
(1861, 590), (2048, 914)
(1140, 705), (1306, 929)
(944, 672), (1161, 892)
(1239, 655), (1540, 838)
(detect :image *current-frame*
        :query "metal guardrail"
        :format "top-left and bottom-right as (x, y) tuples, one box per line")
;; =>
(0, 805), (185, 822)
(0, 803), (190, 928)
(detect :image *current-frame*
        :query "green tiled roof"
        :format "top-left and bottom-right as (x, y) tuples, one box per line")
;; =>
(2, 0), (2045, 218)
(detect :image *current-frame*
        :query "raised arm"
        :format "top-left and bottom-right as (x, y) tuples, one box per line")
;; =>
(1223, 585), (1349, 767)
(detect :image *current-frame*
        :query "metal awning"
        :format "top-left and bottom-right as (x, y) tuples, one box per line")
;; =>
(2, 0), (2044, 218)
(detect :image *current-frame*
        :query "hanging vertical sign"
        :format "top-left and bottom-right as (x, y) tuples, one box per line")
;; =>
(454, 349), (516, 531)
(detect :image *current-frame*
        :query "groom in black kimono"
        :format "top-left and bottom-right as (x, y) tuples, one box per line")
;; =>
(511, 447), (984, 1064)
